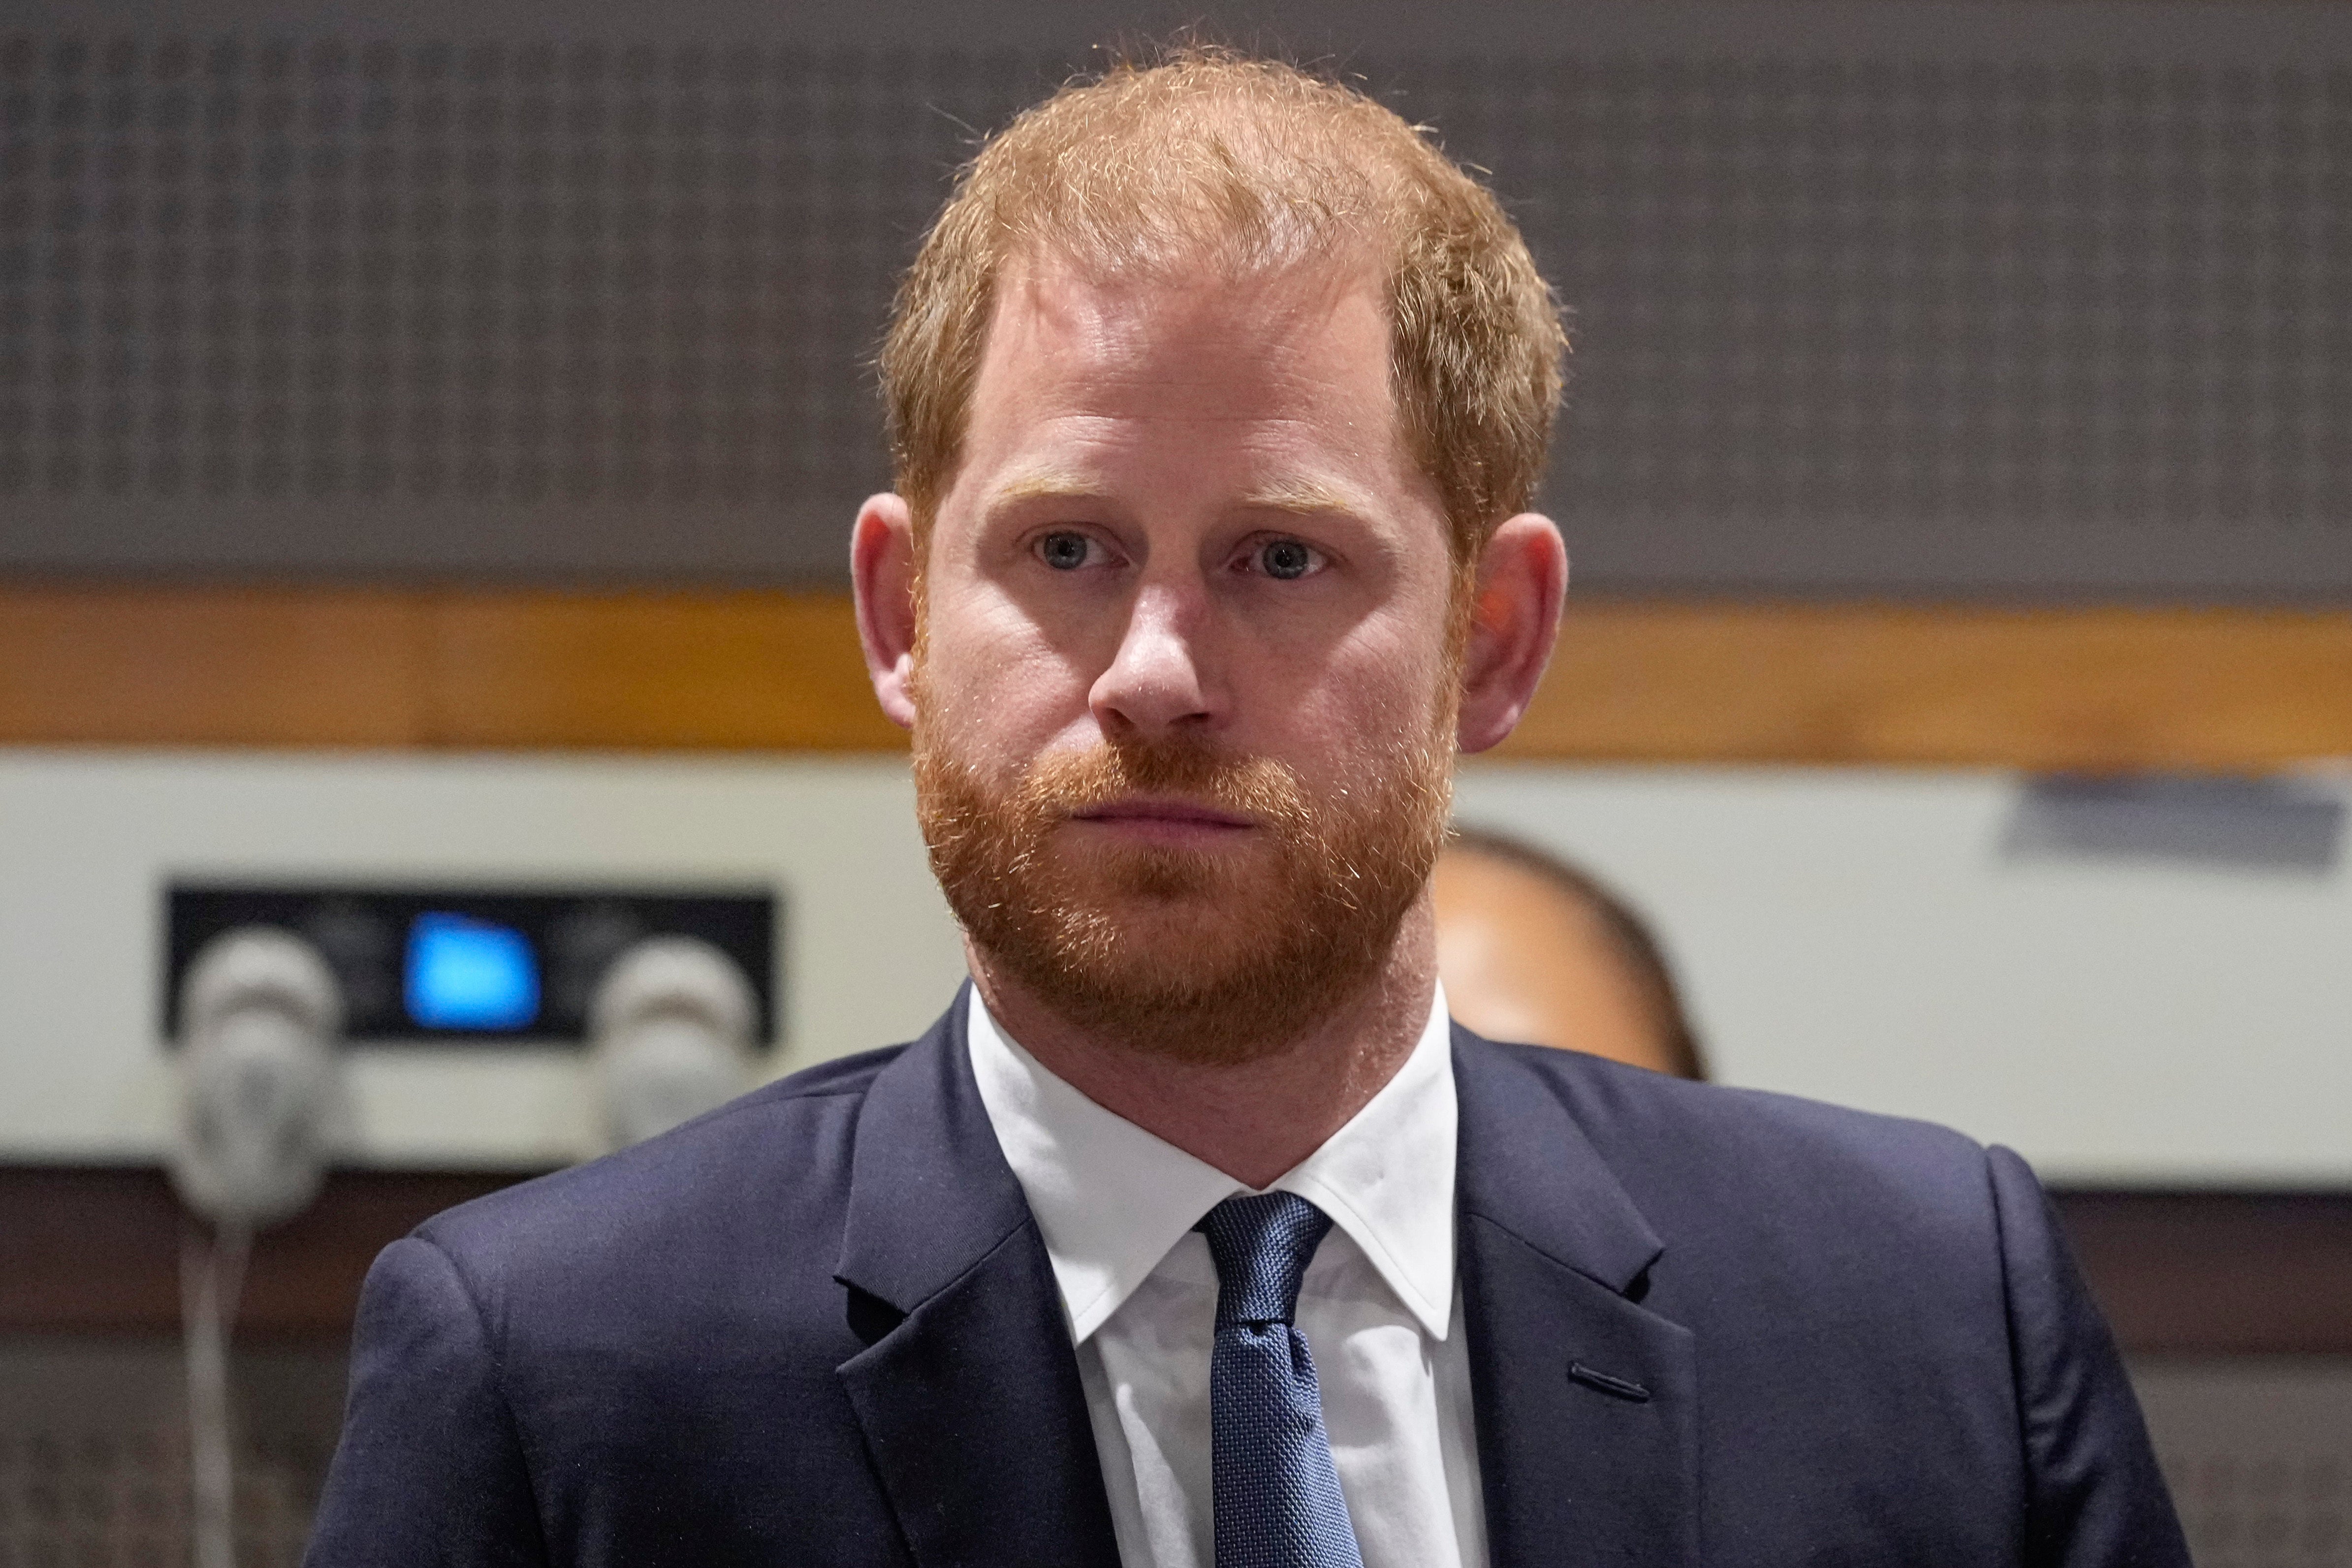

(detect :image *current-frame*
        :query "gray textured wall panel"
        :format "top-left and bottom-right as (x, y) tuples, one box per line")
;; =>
(3, 0), (2348, 597)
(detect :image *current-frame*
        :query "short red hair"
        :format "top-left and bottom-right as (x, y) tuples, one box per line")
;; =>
(879, 46), (1568, 562)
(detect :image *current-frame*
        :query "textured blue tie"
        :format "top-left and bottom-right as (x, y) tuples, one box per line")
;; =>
(1194, 1193), (1367, 1568)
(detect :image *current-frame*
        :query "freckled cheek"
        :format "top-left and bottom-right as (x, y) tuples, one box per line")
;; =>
(1236, 642), (1441, 779)
(923, 617), (1099, 753)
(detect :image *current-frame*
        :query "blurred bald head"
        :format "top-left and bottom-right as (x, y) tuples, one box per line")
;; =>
(1432, 830), (1706, 1080)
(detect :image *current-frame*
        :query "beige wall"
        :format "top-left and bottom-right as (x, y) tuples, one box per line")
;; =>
(2, 751), (2346, 1184)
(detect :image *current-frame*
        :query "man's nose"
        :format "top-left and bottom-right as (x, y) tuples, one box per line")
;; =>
(1089, 582), (1221, 740)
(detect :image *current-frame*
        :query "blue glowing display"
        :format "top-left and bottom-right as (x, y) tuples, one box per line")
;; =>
(404, 912), (540, 1031)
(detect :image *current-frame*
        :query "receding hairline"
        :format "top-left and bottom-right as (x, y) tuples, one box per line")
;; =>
(971, 59), (1434, 275)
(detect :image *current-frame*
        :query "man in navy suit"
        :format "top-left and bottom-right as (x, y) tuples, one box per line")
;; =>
(306, 48), (2187, 1568)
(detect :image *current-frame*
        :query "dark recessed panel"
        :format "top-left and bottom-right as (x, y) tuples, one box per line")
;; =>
(2003, 777), (2346, 876)
(164, 882), (779, 1046)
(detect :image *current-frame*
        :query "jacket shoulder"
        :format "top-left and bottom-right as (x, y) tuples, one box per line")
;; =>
(411, 1041), (907, 1291)
(1458, 1031), (2006, 1259)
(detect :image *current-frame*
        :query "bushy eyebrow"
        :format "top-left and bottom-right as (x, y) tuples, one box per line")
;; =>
(1233, 477), (1368, 518)
(990, 465), (1100, 507)
(987, 466), (1370, 521)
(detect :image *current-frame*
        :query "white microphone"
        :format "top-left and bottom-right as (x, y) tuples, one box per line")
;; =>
(588, 935), (758, 1152)
(170, 925), (346, 1230)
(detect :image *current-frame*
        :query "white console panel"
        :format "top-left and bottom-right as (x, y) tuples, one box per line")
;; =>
(1454, 765), (2352, 1188)
(0, 751), (2345, 1184)
(0, 752), (968, 1167)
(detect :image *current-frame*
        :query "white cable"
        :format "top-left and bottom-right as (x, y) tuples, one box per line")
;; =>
(170, 925), (342, 1568)
(181, 1219), (250, 1568)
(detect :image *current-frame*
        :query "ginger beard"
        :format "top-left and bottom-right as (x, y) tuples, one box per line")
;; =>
(912, 639), (1461, 1066)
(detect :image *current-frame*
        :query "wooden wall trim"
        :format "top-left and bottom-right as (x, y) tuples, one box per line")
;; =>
(2, 1167), (2344, 1353)
(2053, 1191), (2352, 1357)
(1520, 601), (2352, 771)
(4, 583), (2349, 769)
(0, 1166), (532, 1339)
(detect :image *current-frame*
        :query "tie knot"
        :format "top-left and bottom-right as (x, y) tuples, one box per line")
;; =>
(1194, 1192), (1334, 1327)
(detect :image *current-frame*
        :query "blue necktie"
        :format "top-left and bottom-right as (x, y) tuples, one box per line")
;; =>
(1194, 1193), (1367, 1568)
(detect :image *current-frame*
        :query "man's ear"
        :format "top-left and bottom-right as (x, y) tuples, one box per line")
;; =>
(1456, 512), (1568, 754)
(851, 493), (921, 731)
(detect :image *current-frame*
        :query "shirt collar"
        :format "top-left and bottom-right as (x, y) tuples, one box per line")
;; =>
(966, 983), (1459, 1344)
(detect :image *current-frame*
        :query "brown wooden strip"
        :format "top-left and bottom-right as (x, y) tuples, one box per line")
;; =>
(423, 590), (905, 751)
(1509, 601), (2352, 771)
(0, 584), (430, 748)
(0, 1166), (532, 1338)
(4, 584), (2349, 769)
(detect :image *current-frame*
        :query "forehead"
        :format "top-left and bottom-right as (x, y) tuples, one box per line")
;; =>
(945, 251), (1423, 512)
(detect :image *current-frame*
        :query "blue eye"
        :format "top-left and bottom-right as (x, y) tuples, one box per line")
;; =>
(1260, 538), (1316, 579)
(1038, 532), (1093, 570)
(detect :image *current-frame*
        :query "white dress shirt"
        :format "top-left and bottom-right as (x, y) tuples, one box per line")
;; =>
(966, 986), (1488, 1568)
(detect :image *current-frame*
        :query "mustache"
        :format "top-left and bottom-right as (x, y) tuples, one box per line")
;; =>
(1016, 736), (1314, 828)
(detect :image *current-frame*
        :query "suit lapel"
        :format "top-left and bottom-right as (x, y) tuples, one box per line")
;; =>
(833, 990), (1121, 1568)
(1454, 1028), (1702, 1568)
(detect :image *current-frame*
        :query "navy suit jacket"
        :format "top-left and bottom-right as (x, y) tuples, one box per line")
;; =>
(305, 992), (2188, 1567)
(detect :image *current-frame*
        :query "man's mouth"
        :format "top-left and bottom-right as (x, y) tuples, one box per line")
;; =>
(1067, 797), (1256, 838)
